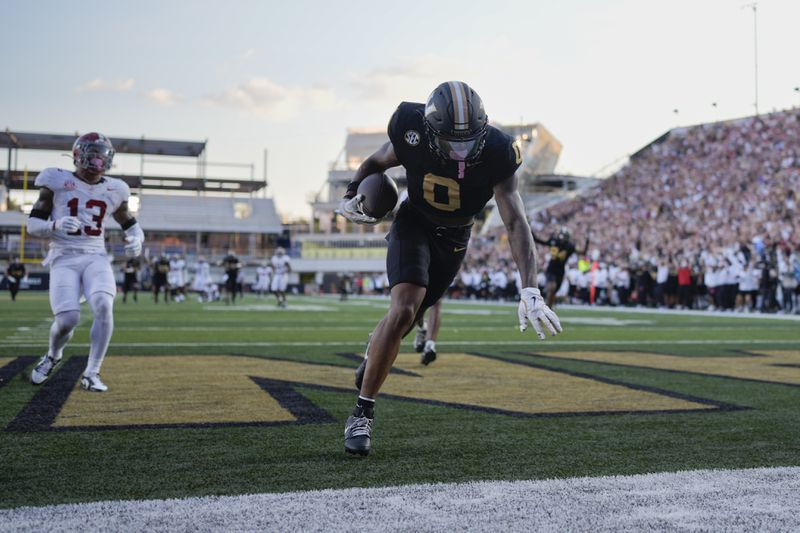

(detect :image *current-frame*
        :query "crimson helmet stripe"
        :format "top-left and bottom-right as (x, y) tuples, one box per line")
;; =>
(447, 81), (470, 131)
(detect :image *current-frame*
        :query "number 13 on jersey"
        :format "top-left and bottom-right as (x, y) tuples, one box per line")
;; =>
(66, 197), (108, 236)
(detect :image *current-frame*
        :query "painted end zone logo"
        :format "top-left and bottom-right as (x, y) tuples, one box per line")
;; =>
(3, 349), (798, 432)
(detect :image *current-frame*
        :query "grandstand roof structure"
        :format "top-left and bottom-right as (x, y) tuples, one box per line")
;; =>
(1, 130), (266, 193)
(0, 130), (206, 157)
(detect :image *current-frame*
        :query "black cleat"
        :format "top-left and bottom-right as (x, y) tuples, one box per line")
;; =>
(344, 404), (374, 456)
(421, 348), (437, 366)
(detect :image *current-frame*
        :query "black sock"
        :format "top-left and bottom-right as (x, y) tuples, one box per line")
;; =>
(355, 396), (375, 417)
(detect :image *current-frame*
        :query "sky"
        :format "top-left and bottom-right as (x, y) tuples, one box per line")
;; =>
(2, 0), (799, 220)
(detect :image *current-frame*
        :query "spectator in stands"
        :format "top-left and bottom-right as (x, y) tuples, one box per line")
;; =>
(778, 251), (797, 313)
(677, 259), (693, 309)
(528, 109), (799, 311)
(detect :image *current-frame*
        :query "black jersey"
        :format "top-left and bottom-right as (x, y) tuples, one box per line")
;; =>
(124, 258), (139, 278)
(222, 255), (241, 276)
(153, 258), (170, 283)
(6, 262), (25, 280)
(539, 237), (576, 275)
(388, 102), (521, 222)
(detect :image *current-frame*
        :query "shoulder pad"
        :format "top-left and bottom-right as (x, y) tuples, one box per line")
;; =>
(388, 102), (425, 147)
(483, 127), (522, 182)
(33, 167), (70, 189)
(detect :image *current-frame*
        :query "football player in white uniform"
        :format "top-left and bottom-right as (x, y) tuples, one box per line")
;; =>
(192, 256), (214, 302)
(25, 132), (144, 392)
(168, 254), (187, 302)
(270, 247), (291, 308)
(255, 260), (273, 298)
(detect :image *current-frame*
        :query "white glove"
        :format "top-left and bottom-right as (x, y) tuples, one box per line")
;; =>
(518, 287), (562, 340)
(124, 236), (142, 257)
(54, 216), (81, 234)
(335, 194), (379, 225)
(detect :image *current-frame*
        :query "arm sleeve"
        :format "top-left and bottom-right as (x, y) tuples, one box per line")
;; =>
(532, 233), (548, 246)
(26, 213), (53, 237)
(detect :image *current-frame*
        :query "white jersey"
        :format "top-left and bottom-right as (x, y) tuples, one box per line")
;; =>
(192, 261), (212, 291)
(271, 254), (291, 275)
(35, 167), (130, 257)
(255, 266), (273, 290)
(169, 258), (186, 286)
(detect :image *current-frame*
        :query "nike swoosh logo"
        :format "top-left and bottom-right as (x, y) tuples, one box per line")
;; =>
(453, 246), (467, 253)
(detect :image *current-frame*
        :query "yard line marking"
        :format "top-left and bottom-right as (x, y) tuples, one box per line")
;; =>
(1, 339), (799, 348)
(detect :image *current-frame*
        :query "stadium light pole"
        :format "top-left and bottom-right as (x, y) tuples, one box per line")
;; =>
(743, 2), (759, 115)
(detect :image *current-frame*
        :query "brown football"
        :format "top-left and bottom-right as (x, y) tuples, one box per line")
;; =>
(357, 173), (399, 219)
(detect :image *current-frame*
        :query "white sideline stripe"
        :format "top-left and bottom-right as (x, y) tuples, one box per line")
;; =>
(1, 338), (799, 348)
(1, 467), (797, 532)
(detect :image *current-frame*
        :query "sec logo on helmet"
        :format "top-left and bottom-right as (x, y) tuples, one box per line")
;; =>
(404, 130), (420, 146)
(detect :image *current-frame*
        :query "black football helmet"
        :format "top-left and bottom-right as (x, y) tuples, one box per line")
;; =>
(72, 132), (115, 173)
(424, 81), (488, 163)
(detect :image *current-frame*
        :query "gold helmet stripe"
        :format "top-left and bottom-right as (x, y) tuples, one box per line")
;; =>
(448, 81), (469, 131)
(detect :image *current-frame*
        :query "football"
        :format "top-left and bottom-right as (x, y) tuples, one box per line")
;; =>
(357, 173), (399, 219)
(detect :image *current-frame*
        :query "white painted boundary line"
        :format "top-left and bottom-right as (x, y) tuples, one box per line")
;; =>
(1, 467), (797, 532)
(328, 294), (800, 322)
(1, 339), (800, 348)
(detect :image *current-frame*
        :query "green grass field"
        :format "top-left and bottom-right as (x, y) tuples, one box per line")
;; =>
(1, 291), (799, 510)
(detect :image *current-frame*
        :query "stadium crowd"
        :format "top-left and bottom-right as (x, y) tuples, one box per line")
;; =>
(464, 109), (800, 313)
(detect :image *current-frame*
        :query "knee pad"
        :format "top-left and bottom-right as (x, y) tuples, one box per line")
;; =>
(55, 310), (81, 334)
(88, 293), (114, 324)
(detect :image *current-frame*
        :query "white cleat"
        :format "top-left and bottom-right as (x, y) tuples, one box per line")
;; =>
(31, 354), (62, 385)
(81, 374), (108, 392)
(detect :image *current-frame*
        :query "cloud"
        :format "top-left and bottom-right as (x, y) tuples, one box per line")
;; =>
(144, 88), (181, 107)
(350, 55), (477, 103)
(201, 77), (340, 120)
(76, 78), (135, 93)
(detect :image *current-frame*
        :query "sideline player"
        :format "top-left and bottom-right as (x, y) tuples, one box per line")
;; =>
(5, 257), (26, 301)
(413, 298), (442, 365)
(168, 254), (187, 302)
(533, 227), (589, 309)
(338, 81), (562, 456)
(25, 132), (144, 392)
(221, 250), (241, 305)
(270, 247), (291, 308)
(152, 255), (170, 303)
(255, 260), (273, 298)
(121, 256), (140, 303)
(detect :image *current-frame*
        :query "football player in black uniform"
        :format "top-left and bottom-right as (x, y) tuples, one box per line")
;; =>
(121, 257), (140, 303)
(338, 81), (562, 456)
(533, 227), (590, 309)
(5, 257), (26, 301)
(221, 250), (242, 305)
(152, 255), (170, 304)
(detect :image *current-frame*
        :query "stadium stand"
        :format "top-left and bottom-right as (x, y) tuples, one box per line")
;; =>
(468, 110), (800, 313)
